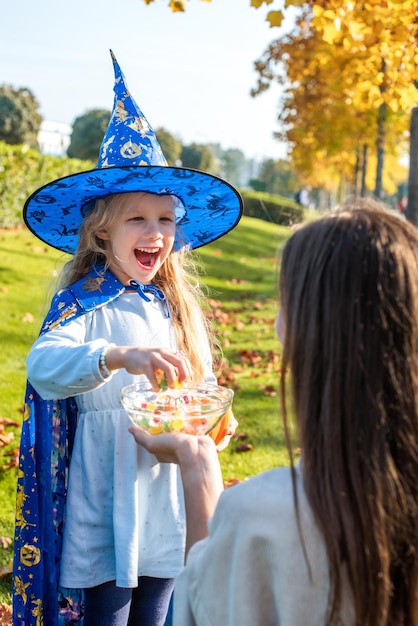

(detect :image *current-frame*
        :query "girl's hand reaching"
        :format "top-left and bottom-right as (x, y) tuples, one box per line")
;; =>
(103, 345), (191, 390)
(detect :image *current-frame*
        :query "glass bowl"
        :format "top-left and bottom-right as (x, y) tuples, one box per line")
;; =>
(120, 381), (234, 436)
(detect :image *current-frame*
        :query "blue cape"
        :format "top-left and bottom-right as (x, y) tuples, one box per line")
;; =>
(12, 266), (126, 625)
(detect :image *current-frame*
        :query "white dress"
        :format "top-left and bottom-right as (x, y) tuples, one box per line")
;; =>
(26, 291), (216, 589)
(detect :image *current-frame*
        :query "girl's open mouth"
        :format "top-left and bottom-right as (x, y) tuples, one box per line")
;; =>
(134, 248), (160, 269)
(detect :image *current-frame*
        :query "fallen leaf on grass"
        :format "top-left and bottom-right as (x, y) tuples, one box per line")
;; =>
(262, 385), (277, 397)
(224, 477), (242, 488)
(0, 603), (12, 625)
(0, 432), (14, 447)
(233, 432), (248, 441)
(0, 561), (13, 579)
(0, 417), (20, 470)
(0, 537), (11, 549)
(236, 443), (253, 452)
(239, 349), (263, 366)
(0, 418), (20, 427)
(231, 365), (245, 373)
(227, 277), (250, 286)
(1, 448), (19, 470)
(31, 246), (49, 255)
(216, 371), (239, 390)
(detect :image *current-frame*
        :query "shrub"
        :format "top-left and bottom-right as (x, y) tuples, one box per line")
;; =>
(0, 142), (304, 230)
(240, 189), (304, 226)
(0, 141), (93, 228)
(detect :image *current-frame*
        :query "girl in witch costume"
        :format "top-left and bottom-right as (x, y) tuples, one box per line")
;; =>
(12, 51), (242, 626)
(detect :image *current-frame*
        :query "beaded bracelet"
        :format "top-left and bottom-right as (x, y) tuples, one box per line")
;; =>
(99, 346), (112, 378)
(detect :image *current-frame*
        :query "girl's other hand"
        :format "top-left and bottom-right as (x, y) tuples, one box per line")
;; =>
(128, 425), (216, 467)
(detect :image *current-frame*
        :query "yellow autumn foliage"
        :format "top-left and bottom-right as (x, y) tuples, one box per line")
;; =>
(143, 0), (414, 197)
(266, 10), (284, 27)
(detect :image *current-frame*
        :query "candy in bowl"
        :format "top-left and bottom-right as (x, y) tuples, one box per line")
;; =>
(120, 381), (234, 437)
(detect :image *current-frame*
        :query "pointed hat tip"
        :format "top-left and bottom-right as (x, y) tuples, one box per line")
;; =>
(109, 49), (123, 82)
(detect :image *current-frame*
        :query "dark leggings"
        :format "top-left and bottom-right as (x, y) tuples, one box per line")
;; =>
(83, 577), (175, 626)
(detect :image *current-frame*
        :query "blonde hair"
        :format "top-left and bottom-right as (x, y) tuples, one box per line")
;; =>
(58, 193), (217, 380)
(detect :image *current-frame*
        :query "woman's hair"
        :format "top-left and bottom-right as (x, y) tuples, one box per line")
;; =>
(279, 200), (418, 625)
(57, 193), (217, 380)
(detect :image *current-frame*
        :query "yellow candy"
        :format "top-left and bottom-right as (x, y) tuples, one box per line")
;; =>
(149, 424), (164, 435)
(170, 418), (184, 431)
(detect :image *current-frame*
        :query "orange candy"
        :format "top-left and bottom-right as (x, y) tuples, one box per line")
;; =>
(208, 408), (232, 445)
(183, 417), (208, 435)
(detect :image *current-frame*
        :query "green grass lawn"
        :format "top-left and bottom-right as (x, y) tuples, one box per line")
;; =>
(0, 215), (295, 604)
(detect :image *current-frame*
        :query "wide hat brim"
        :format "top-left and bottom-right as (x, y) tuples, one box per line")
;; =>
(23, 165), (243, 254)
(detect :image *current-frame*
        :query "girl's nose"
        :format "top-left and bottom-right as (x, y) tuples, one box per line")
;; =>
(144, 221), (162, 238)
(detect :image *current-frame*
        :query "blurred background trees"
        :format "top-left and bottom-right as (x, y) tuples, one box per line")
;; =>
(180, 142), (216, 171)
(155, 128), (182, 165)
(67, 109), (111, 161)
(1, 0), (416, 214)
(250, 0), (416, 212)
(0, 85), (42, 149)
(142, 0), (417, 215)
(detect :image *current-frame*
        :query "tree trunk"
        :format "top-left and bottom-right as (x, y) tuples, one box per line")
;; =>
(361, 144), (368, 197)
(406, 106), (418, 225)
(354, 148), (360, 198)
(374, 102), (387, 199)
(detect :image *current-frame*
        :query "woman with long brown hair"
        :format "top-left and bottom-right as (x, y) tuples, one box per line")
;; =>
(131, 201), (418, 625)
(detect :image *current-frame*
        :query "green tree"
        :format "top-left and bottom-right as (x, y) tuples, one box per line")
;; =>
(218, 148), (247, 186)
(155, 127), (182, 165)
(0, 85), (42, 149)
(181, 143), (215, 172)
(67, 109), (111, 161)
(251, 159), (298, 197)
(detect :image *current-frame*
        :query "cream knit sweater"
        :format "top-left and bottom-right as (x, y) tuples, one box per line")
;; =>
(173, 466), (354, 626)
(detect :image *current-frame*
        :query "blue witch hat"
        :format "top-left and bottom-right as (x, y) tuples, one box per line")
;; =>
(23, 50), (243, 254)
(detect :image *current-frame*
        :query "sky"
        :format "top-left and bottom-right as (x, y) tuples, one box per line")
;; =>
(1, 0), (293, 162)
